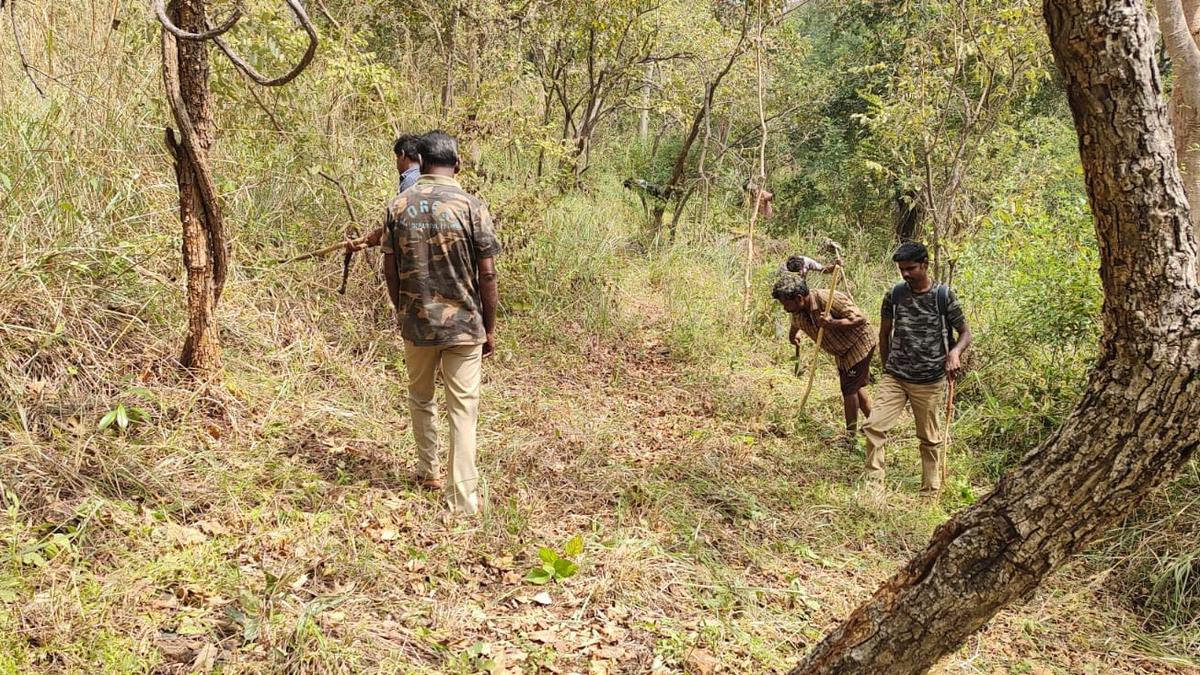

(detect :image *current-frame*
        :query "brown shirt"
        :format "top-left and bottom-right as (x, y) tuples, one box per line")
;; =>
(384, 175), (501, 346)
(791, 289), (877, 371)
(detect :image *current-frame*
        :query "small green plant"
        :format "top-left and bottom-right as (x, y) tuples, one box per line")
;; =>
(525, 535), (583, 585)
(97, 403), (148, 434)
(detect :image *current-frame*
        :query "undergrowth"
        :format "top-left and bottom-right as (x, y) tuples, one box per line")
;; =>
(1, 5), (1197, 674)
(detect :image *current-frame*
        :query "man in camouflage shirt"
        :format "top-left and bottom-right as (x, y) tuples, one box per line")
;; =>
(863, 242), (972, 494)
(349, 131), (501, 515)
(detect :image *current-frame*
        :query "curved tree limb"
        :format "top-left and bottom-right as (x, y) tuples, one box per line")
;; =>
(210, 0), (318, 87)
(161, 25), (228, 302)
(154, 0), (242, 41)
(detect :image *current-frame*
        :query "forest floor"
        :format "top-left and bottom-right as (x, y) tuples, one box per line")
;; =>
(1, 262), (1196, 675)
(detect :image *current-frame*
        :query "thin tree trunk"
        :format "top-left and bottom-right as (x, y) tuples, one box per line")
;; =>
(639, 63), (651, 142)
(165, 0), (222, 373)
(790, 0), (1200, 671)
(440, 4), (457, 117)
(654, 14), (752, 233)
(1158, 0), (1200, 226)
(744, 19), (767, 317)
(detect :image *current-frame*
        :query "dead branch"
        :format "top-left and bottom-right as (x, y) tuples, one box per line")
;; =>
(209, 0), (319, 87)
(8, 0), (46, 97)
(246, 84), (284, 133)
(277, 240), (346, 264)
(317, 171), (360, 224)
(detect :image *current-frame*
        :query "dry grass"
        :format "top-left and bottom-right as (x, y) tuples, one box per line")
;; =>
(1, 4), (1197, 674)
(2, 230), (1195, 673)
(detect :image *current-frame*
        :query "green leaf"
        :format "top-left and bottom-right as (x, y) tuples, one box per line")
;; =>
(552, 558), (578, 580)
(537, 547), (558, 565)
(563, 534), (583, 557)
(20, 551), (47, 568)
(98, 409), (118, 431)
(525, 567), (553, 585)
(115, 404), (129, 430)
(126, 406), (148, 422)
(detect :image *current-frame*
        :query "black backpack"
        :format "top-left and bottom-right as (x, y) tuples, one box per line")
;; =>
(890, 282), (955, 354)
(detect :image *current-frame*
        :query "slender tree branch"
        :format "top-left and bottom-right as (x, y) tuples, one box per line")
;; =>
(313, 0), (342, 33)
(8, 0), (46, 97)
(210, 0), (319, 87)
(245, 84), (284, 133)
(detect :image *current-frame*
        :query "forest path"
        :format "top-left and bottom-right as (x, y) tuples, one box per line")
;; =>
(1, 271), (1186, 674)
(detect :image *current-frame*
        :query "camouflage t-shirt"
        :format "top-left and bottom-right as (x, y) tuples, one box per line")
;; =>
(384, 175), (501, 346)
(881, 283), (966, 383)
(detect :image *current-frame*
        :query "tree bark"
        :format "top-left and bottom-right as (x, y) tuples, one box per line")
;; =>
(1157, 0), (1200, 228)
(790, 0), (1200, 672)
(166, 0), (222, 372)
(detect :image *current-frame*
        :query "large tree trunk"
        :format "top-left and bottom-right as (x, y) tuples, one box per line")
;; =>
(790, 0), (1200, 672)
(165, 0), (223, 372)
(1156, 0), (1200, 227)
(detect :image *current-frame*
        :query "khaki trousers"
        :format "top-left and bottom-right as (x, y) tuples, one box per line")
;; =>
(863, 373), (945, 491)
(404, 341), (483, 515)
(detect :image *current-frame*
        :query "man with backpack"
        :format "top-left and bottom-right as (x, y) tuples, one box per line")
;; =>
(348, 131), (501, 516)
(863, 242), (972, 494)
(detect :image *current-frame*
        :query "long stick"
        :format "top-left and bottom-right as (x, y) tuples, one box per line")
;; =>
(941, 375), (957, 488)
(799, 265), (842, 414)
(277, 241), (345, 264)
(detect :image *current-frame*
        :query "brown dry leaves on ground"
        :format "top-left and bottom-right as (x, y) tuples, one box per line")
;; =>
(0, 279), (1194, 674)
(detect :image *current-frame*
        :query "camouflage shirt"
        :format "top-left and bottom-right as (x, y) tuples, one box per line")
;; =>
(384, 175), (501, 346)
(881, 283), (966, 383)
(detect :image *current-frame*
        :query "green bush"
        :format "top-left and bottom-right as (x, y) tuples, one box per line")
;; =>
(952, 194), (1101, 478)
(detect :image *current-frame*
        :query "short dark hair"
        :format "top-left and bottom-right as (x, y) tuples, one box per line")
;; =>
(892, 241), (928, 263)
(772, 275), (810, 301)
(418, 130), (459, 168)
(393, 134), (420, 160)
(784, 256), (809, 274)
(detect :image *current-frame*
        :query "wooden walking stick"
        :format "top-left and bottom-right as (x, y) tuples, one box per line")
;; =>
(941, 375), (957, 487)
(798, 264), (843, 414)
(276, 240), (349, 265)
